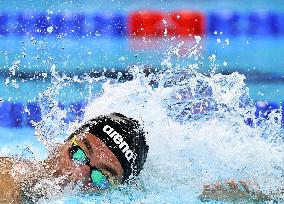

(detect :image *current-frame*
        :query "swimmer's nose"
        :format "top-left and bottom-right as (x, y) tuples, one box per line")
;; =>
(83, 182), (99, 192)
(69, 165), (92, 183)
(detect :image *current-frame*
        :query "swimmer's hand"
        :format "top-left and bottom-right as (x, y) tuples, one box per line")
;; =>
(199, 180), (271, 202)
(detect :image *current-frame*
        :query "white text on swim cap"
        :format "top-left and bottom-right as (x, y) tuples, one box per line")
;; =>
(103, 125), (134, 161)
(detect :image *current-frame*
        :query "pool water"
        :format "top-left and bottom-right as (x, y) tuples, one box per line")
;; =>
(0, 28), (284, 203)
(2, 76), (284, 103)
(247, 82), (284, 103)
(0, 1), (284, 203)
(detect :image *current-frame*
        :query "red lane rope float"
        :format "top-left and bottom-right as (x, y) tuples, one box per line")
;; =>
(128, 10), (205, 37)
(167, 11), (205, 36)
(128, 10), (164, 36)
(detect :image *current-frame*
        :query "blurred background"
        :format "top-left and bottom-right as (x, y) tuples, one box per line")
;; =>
(0, 0), (284, 128)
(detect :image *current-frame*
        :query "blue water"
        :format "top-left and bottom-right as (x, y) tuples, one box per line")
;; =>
(1, 0), (284, 12)
(247, 82), (284, 103)
(0, 77), (103, 103)
(0, 0), (284, 203)
(1, 35), (284, 74)
(0, 127), (46, 158)
(1, 76), (284, 103)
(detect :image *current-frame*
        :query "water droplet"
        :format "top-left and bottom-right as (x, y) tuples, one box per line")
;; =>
(47, 26), (53, 33)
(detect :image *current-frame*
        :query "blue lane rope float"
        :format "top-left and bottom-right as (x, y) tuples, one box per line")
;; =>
(0, 100), (282, 128)
(0, 102), (13, 127)
(0, 12), (128, 37)
(244, 101), (281, 127)
(207, 10), (241, 36)
(207, 10), (283, 36)
(64, 101), (87, 123)
(11, 102), (25, 127)
(247, 11), (279, 36)
(26, 102), (42, 127)
(0, 13), (8, 36)
(0, 101), (86, 128)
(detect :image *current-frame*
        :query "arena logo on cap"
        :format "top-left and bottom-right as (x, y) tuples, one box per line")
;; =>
(103, 125), (135, 161)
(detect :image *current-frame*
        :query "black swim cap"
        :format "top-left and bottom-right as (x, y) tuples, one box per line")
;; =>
(69, 113), (149, 182)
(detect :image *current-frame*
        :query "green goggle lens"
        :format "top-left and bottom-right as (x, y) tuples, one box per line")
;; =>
(91, 169), (110, 189)
(70, 146), (89, 164)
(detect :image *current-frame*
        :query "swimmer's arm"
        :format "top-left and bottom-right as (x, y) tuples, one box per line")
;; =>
(0, 157), (24, 203)
(0, 172), (22, 204)
(199, 180), (271, 202)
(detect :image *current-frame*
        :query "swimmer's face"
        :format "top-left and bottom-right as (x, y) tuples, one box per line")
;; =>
(47, 132), (124, 191)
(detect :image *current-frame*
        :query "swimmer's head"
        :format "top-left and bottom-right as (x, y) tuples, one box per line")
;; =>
(69, 113), (149, 182)
(47, 113), (148, 191)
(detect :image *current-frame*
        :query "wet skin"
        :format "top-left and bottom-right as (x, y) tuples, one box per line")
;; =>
(44, 132), (124, 191)
(199, 179), (272, 202)
(0, 132), (124, 203)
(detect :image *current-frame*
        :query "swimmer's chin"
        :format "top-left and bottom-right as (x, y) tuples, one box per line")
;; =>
(77, 183), (111, 196)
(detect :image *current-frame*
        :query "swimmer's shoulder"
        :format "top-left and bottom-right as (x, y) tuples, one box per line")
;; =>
(0, 157), (32, 172)
(0, 157), (24, 203)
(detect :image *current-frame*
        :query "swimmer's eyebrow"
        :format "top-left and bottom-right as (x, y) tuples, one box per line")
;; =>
(82, 137), (94, 154)
(100, 164), (118, 177)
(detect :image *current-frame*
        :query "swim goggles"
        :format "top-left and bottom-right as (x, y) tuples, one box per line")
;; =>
(69, 137), (110, 190)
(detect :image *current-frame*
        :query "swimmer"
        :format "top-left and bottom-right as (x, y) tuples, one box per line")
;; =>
(0, 112), (149, 203)
(199, 179), (283, 202)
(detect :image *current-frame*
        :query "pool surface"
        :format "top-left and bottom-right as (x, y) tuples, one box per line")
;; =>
(0, 0), (284, 203)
